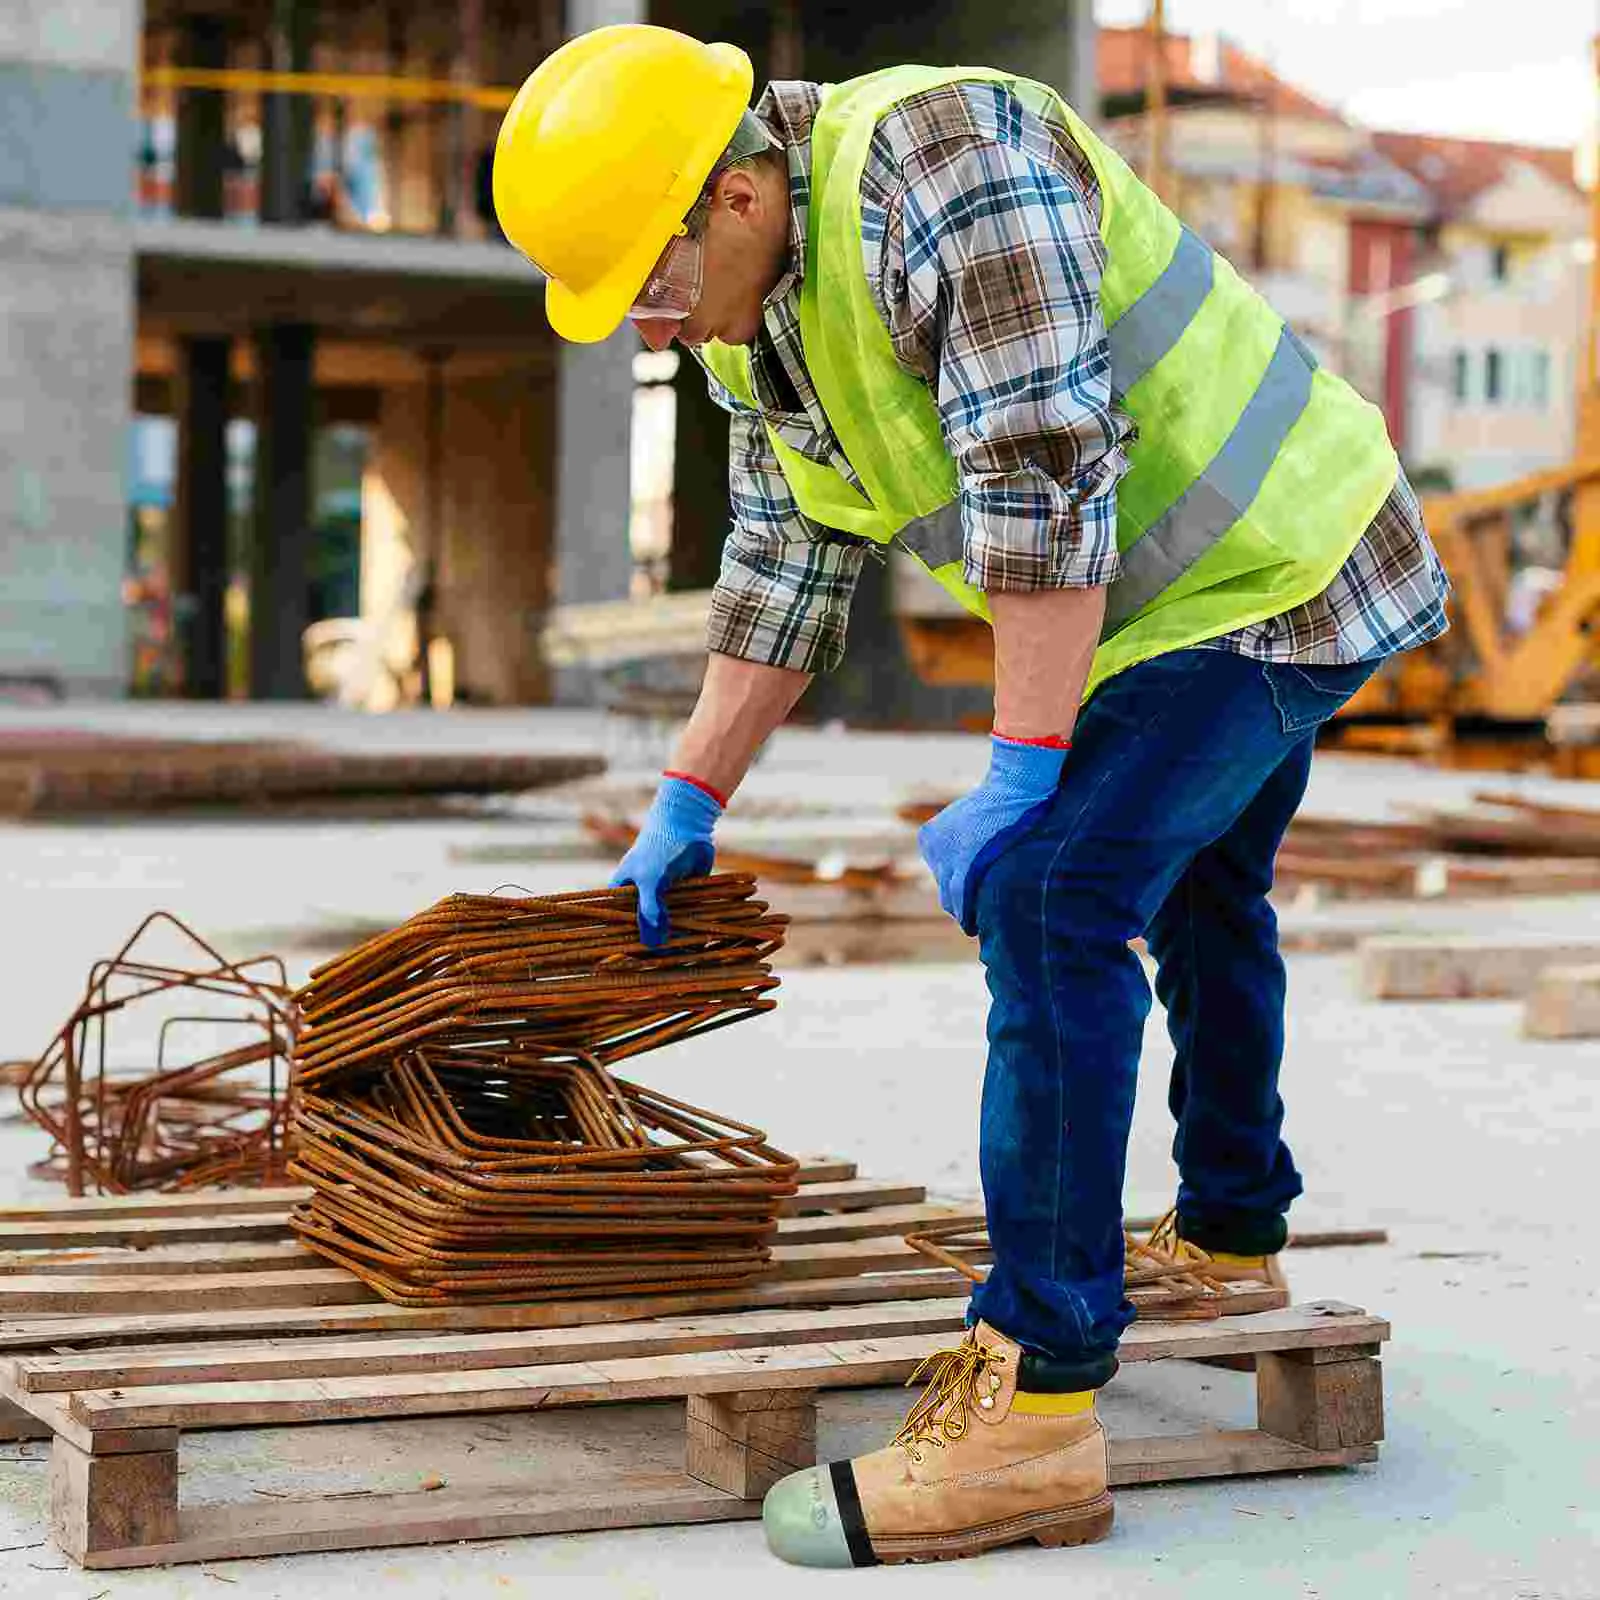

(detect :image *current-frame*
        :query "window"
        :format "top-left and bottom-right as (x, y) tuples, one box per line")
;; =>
(1529, 349), (1550, 409)
(1490, 243), (1511, 284)
(1453, 350), (1471, 403)
(1485, 348), (1504, 404)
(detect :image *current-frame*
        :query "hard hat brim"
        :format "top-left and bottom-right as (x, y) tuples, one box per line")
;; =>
(543, 42), (753, 344)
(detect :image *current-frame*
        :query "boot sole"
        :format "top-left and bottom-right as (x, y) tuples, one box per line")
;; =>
(869, 1492), (1115, 1565)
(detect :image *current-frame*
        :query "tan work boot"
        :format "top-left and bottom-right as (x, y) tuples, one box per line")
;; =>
(1146, 1208), (1289, 1299)
(761, 1321), (1113, 1567)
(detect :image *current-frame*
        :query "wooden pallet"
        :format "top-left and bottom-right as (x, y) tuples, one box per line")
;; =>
(0, 1160), (1386, 1569)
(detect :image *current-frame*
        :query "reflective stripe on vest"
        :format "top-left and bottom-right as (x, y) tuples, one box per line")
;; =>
(1108, 225), (1214, 398)
(1107, 323), (1316, 628)
(898, 502), (964, 570)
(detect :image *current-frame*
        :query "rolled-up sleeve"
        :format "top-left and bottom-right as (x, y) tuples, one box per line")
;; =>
(888, 136), (1131, 592)
(701, 395), (866, 674)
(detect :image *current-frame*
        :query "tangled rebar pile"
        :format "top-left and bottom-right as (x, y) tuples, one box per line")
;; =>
(287, 875), (799, 1306)
(903, 1219), (1236, 1322)
(21, 913), (296, 1194)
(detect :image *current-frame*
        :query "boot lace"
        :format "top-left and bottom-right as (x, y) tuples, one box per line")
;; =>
(891, 1331), (1007, 1463)
(1138, 1207), (1225, 1289)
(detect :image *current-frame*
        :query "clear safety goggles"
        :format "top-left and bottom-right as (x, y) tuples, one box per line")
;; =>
(629, 226), (703, 323)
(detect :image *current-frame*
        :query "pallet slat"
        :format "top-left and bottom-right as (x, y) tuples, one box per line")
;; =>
(0, 1159), (872, 1251)
(20, 1305), (1386, 1435)
(62, 1430), (1379, 1570)
(8, 1299), (974, 1393)
(0, 1204), (984, 1279)
(0, 1268), (975, 1351)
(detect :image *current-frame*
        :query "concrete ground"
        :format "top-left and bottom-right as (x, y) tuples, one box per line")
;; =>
(0, 704), (1596, 1598)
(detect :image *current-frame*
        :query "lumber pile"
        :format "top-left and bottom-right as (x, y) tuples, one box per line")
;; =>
(0, 730), (602, 817)
(900, 789), (1600, 900)
(287, 876), (801, 1306)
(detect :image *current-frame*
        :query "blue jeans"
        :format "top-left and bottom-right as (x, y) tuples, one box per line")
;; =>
(965, 648), (1378, 1367)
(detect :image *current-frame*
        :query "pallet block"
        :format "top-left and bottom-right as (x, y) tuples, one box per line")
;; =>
(1522, 964), (1600, 1039)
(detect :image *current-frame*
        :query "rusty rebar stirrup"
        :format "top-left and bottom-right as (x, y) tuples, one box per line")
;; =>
(286, 874), (799, 1306)
(19, 911), (297, 1195)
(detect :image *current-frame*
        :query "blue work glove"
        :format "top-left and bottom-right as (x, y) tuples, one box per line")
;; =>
(610, 772), (724, 948)
(917, 735), (1069, 935)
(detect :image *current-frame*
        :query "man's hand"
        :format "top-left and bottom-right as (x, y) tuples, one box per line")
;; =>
(610, 774), (723, 946)
(918, 736), (1069, 933)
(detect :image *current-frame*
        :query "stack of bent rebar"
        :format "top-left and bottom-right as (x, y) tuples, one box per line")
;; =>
(287, 875), (799, 1306)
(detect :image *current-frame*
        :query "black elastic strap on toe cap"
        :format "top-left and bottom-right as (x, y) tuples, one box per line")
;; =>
(829, 1461), (878, 1567)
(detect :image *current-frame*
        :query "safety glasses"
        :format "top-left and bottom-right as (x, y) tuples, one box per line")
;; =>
(628, 226), (703, 323)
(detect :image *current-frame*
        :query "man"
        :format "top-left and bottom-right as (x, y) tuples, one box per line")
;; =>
(493, 24), (1448, 1569)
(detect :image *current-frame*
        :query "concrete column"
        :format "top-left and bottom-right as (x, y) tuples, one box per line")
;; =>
(173, 337), (232, 699)
(248, 324), (315, 699)
(260, 0), (314, 225)
(364, 361), (555, 706)
(171, 12), (231, 700)
(0, 0), (138, 697)
(174, 13), (227, 220)
(549, 0), (645, 702)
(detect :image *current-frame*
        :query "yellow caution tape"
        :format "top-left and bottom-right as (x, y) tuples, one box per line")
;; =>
(140, 65), (518, 112)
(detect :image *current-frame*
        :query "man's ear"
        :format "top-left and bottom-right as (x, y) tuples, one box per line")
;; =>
(717, 167), (760, 222)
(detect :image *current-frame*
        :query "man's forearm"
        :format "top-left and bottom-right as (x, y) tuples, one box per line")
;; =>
(671, 651), (812, 799)
(989, 587), (1107, 741)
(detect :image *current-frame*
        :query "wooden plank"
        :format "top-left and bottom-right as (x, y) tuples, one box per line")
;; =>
(0, 1240), (315, 1277)
(776, 1203), (982, 1244)
(63, 1428), (1378, 1569)
(9, 1299), (972, 1394)
(1360, 935), (1600, 1000)
(0, 1157), (859, 1251)
(0, 1267), (374, 1315)
(0, 1206), (978, 1276)
(64, 1335), (947, 1430)
(1523, 963), (1600, 1039)
(0, 1238), (937, 1315)
(76, 1475), (758, 1568)
(0, 1373), (179, 1456)
(0, 1268), (975, 1351)
(0, 1394), (50, 1440)
(0, 1188), (306, 1222)
(64, 1306), (1387, 1432)
(775, 1179), (925, 1215)
(0, 1212), (294, 1251)
(1106, 1429), (1377, 1486)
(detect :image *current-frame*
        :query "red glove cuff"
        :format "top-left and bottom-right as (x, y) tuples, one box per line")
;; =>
(992, 731), (1073, 751)
(663, 770), (729, 809)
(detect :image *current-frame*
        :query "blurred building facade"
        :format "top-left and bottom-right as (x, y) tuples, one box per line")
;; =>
(0, 0), (1095, 712)
(1099, 25), (1591, 497)
(4, 8), (1585, 709)
(1374, 133), (1590, 493)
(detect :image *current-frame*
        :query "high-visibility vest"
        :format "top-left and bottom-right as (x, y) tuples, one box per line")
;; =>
(699, 65), (1399, 696)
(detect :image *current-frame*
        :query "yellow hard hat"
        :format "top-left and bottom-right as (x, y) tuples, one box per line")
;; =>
(493, 25), (754, 344)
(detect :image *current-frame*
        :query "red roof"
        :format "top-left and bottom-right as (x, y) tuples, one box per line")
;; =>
(1371, 131), (1580, 211)
(1097, 26), (1345, 125)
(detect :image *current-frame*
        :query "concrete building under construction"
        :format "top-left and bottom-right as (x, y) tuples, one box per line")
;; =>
(0, 0), (1094, 712)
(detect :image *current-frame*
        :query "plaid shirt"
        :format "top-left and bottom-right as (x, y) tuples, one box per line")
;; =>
(698, 80), (1449, 674)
